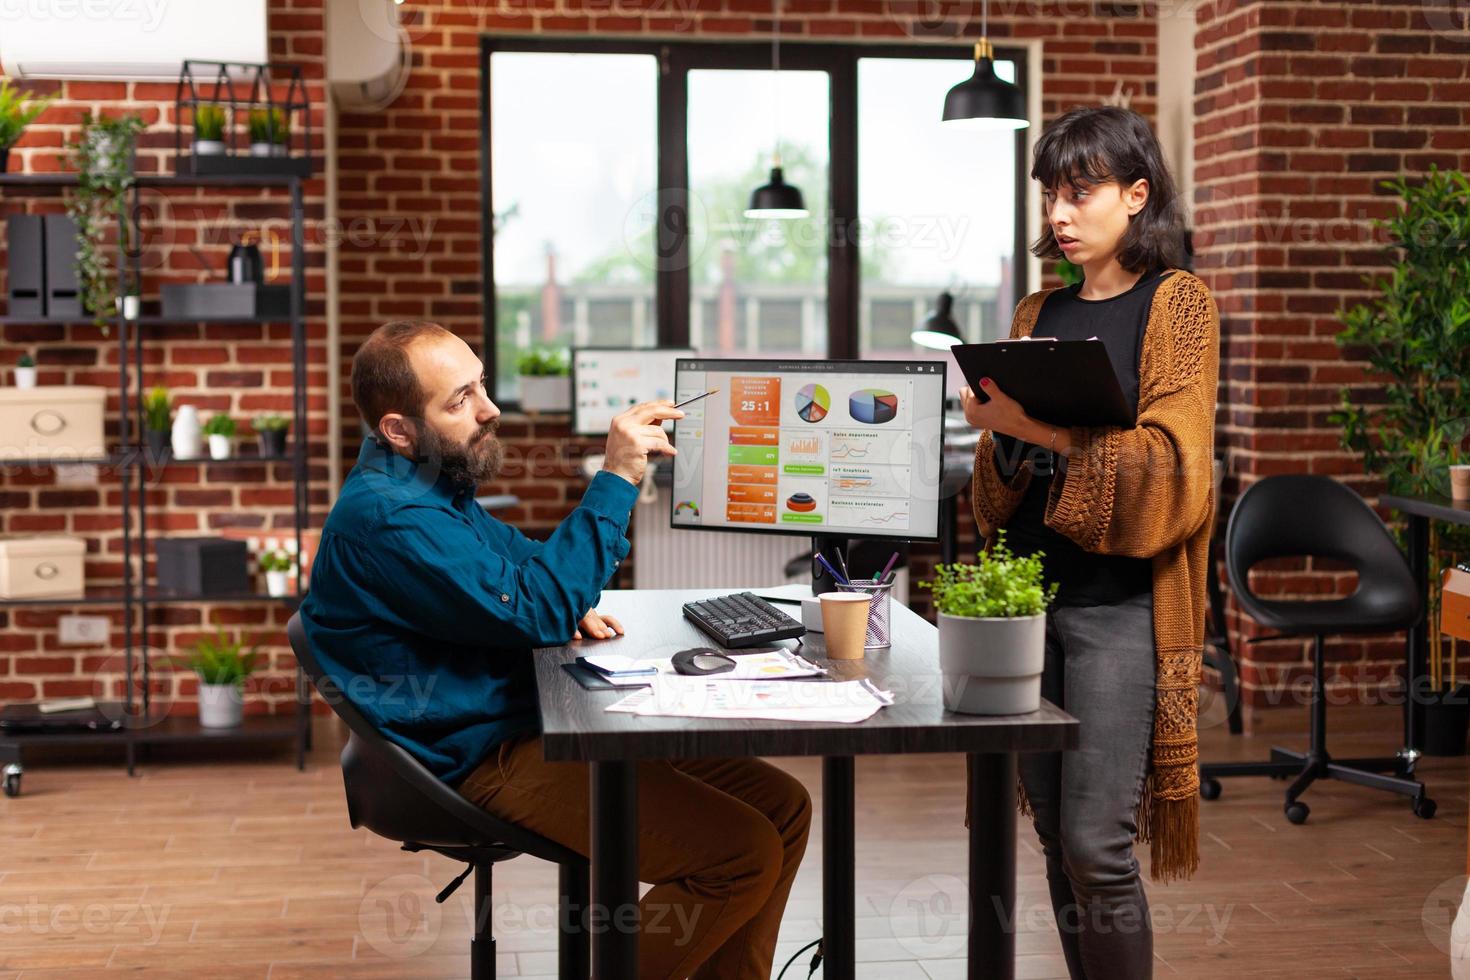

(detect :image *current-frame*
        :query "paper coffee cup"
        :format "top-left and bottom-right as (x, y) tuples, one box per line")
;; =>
(819, 592), (871, 660)
(1451, 464), (1470, 501)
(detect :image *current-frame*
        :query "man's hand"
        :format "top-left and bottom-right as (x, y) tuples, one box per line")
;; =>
(573, 609), (625, 641)
(959, 378), (1030, 440)
(603, 400), (683, 487)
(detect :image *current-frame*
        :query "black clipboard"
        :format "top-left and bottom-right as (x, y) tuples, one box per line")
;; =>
(950, 339), (1136, 429)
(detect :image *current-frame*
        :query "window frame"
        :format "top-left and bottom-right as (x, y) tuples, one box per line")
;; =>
(480, 36), (1030, 405)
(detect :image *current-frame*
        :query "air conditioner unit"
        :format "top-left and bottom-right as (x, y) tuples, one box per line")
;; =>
(327, 0), (410, 111)
(0, 0), (268, 80)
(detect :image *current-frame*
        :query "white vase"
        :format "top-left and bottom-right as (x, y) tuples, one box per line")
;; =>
(14, 366), (36, 389)
(265, 569), (289, 597)
(198, 682), (244, 728)
(938, 612), (1047, 715)
(208, 434), (232, 460)
(171, 405), (202, 458)
(518, 375), (571, 413)
(193, 139), (225, 156)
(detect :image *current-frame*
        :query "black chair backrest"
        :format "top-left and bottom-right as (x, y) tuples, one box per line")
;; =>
(1225, 474), (1419, 631)
(287, 613), (582, 863)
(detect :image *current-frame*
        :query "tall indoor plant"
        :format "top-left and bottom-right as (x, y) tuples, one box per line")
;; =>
(921, 532), (1058, 715)
(66, 113), (146, 333)
(1331, 166), (1470, 754)
(0, 78), (54, 173)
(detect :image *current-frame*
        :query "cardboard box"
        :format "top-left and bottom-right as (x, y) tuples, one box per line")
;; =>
(0, 386), (107, 461)
(1443, 567), (1470, 644)
(0, 536), (86, 600)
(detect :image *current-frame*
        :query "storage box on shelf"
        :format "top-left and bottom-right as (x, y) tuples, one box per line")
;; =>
(0, 536), (85, 600)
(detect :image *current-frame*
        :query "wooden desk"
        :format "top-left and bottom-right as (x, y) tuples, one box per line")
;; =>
(533, 588), (1079, 979)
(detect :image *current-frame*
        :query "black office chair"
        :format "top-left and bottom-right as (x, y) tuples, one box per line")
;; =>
(1197, 475), (1434, 823)
(286, 614), (589, 979)
(1202, 454), (1245, 734)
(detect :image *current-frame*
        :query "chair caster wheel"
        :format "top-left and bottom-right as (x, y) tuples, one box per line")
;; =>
(1414, 797), (1436, 820)
(1199, 777), (1221, 801)
(2, 765), (20, 799)
(1285, 801), (1309, 824)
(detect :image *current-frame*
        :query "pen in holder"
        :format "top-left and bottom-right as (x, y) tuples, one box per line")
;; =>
(838, 579), (893, 650)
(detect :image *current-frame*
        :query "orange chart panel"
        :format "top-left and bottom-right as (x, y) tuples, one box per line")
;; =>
(730, 377), (781, 427)
(728, 502), (777, 524)
(728, 464), (778, 486)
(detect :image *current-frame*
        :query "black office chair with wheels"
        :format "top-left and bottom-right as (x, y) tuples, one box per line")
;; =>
(287, 614), (589, 979)
(1197, 475), (1435, 824)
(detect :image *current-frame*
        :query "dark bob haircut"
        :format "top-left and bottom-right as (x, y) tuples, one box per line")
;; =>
(1029, 105), (1187, 273)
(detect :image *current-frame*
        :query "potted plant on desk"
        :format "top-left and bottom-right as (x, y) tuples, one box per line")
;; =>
(516, 348), (571, 413)
(203, 413), (236, 460)
(175, 627), (260, 729)
(143, 385), (172, 460)
(921, 531), (1058, 715)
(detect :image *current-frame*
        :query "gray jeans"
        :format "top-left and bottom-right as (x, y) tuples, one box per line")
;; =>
(1018, 590), (1157, 980)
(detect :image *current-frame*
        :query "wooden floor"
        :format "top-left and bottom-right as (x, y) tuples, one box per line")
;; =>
(1, 699), (1464, 979)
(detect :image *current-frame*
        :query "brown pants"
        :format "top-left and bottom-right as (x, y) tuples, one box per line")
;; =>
(457, 733), (812, 980)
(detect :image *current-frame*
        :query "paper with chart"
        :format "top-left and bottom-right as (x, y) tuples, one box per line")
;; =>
(606, 674), (894, 723)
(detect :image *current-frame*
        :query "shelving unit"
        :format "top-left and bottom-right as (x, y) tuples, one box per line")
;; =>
(0, 171), (311, 795)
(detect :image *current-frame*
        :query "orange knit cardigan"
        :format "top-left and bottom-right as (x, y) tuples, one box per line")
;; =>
(970, 269), (1219, 883)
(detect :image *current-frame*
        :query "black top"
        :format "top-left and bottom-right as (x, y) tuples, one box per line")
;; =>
(995, 268), (1176, 607)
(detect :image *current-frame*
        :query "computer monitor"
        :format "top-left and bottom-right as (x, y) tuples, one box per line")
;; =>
(670, 358), (947, 541)
(572, 347), (695, 437)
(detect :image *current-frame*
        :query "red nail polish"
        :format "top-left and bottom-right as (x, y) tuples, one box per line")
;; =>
(980, 377), (991, 388)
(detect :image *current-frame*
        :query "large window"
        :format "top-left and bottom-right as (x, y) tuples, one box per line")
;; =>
(483, 41), (1027, 405)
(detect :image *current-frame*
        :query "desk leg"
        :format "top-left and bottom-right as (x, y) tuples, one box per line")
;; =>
(823, 755), (856, 980)
(969, 752), (1016, 980)
(590, 760), (638, 978)
(1406, 513), (1428, 764)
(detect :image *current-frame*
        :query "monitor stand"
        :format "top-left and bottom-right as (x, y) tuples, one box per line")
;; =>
(811, 534), (850, 596)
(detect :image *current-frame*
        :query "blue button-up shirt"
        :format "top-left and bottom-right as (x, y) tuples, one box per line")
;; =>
(300, 437), (638, 783)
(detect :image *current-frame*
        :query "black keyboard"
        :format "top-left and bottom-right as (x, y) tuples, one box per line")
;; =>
(682, 591), (807, 649)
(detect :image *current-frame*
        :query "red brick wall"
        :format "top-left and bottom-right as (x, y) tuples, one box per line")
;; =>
(1192, 0), (1470, 711)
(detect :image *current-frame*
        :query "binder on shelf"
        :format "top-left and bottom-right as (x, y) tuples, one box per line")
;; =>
(950, 338), (1137, 429)
(42, 215), (83, 319)
(5, 215), (45, 317)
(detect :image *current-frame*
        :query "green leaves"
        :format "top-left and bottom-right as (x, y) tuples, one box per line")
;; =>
(143, 386), (171, 433)
(516, 348), (569, 377)
(193, 104), (227, 142)
(65, 112), (146, 334)
(247, 107), (288, 145)
(258, 548), (293, 573)
(920, 531), (1059, 619)
(202, 414), (237, 438)
(0, 78), (53, 150)
(172, 628), (260, 687)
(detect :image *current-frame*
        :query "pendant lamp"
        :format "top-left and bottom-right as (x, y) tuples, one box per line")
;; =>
(746, 0), (808, 219)
(942, 0), (1029, 130)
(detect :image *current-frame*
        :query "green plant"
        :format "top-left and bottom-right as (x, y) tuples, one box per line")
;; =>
(193, 104), (227, 142)
(258, 548), (293, 573)
(202, 414), (236, 438)
(252, 413), (290, 433)
(1054, 258), (1084, 286)
(920, 531), (1058, 619)
(66, 112), (145, 333)
(1330, 167), (1470, 691)
(516, 348), (569, 377)
(143, 386), (171, 432)
(0, 78), (53, 150)
(173, 628), (260, 687)
(17, 353), (35, 368)
(247, 107), (288, 145)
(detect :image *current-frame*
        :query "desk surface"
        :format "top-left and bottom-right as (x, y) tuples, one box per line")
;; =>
(1382, 493), (1470, 526)
(533, 589), (1078, 762)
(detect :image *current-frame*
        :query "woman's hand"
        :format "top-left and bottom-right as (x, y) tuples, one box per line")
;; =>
(959, 378), (1031, 440)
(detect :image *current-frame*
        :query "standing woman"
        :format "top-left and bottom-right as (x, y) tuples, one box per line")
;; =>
(961, 105), (1218, 978)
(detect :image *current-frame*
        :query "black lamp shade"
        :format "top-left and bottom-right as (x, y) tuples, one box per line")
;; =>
(943, 56), (1028, 130)
(911, 291), (963, 350)
(745, 166), (808, 219)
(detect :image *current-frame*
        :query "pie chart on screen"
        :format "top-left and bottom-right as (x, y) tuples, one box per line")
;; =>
(795, 383), (830, 423)
(849, 389), (898, 424)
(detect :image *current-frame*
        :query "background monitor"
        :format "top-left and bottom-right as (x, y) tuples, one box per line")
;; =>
(670, 358), (947, 541)
(572, 347), (695, 436)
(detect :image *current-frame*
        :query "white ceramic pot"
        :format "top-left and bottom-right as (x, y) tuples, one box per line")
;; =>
(14, 366), (36, 389)
(265, 569), (290, 597)
(171, 404), (202, 458)
(192, 139), (225, 156)
(116, 295), (139, 319)
(208, 434), (232, 460)
(198, 682), (243, 728)
(250, 142), (286, 158)
(518, 375), (571, 413)
(938, 612), (1046, 715)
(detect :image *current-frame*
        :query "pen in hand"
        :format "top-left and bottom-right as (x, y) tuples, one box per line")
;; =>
(672, 388), (719, 410)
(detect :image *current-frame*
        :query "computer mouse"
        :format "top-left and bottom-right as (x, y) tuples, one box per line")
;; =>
(672, 648), (736, 676)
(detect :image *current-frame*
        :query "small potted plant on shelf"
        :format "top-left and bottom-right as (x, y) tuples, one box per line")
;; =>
(67, 112), (146, 335)
(0, 78), (54, 174)
(13, 353), (37, 389)
(143, 385), (172, 459)
(253, 413), (290, 458)
(203, 413), (236, 460)
(516, 348), (571, 413)
(192, 103), (227, 156)
(175, 627), (260, 729)
(259, 547), (293, 598)
(248, 107), (288, 157)
(115, 279), (140, 320)
(920, 531), (1058, 715)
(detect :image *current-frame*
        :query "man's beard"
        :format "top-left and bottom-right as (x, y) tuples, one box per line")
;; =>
(413, 419), (503, 488)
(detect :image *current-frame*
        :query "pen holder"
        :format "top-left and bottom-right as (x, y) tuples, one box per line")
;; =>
(838, 580), (893, 650)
